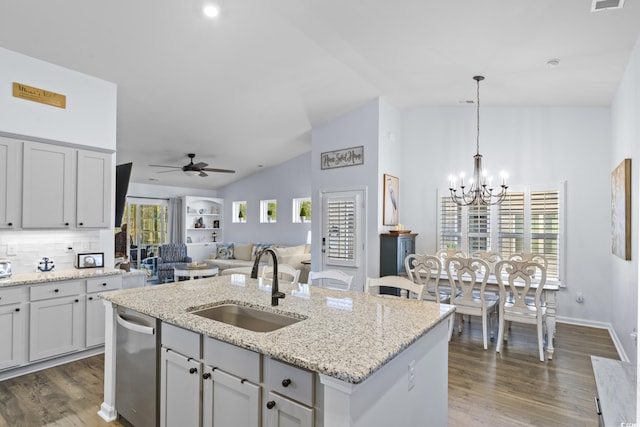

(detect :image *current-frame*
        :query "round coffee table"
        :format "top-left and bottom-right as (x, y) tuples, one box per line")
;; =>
(173, 264), (219, 282)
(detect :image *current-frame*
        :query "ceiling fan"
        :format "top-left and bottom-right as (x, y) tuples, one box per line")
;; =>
(149, 153), (235, 177)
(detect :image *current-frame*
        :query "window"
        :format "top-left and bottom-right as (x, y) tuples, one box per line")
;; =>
(438, 183), (564, 283)
(232, 201), (247, 223)
(293, 198), (312, 223)
(260, 199), (277, 223)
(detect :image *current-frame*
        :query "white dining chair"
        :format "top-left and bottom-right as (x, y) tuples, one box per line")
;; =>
(404, 254), (449, 303)
(261, 264), (301, 286)
(446, 256), (497, 350)
(508, 252), (548, 306)
(308, 270), (354, 291)
(365, 276), (426, 300)
(495, 259), (547, 361)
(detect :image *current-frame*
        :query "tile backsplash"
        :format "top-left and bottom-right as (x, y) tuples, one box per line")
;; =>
(0, 229), (105, 274)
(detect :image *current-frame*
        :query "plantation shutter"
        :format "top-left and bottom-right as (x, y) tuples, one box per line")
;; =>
(530, 190), (560, 279)
(440, 196), (463, 250)
(498, 191), (525, 258)
(468, 203), (490, 251)
(326, 199), (356, 262)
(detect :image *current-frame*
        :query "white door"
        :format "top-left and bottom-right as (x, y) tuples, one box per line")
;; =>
(320, 189), (366, 291)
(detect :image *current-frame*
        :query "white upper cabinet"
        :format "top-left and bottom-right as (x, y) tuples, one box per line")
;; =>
(77, 150), (112, 228)
(22, 141), (75, 228)
(0, 137), (20, 229)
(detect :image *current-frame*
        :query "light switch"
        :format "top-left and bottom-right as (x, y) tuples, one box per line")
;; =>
(7, 245), (17, 256)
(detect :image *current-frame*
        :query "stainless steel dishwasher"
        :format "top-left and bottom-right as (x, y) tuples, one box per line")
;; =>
(115, 306), (160, 427)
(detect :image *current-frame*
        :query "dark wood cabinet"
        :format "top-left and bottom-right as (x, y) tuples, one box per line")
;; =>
(380, 233), (417, 276)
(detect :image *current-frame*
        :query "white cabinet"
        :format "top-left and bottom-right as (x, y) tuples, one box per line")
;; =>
(160, 348), (202, 427)
(22, 141), (75, 228)
(29, 280), (84, 362)
(21, 140), (112, 229)
(77, 150), (112, 228)
(203, 366), (260, 427)
(264, 392), (314, 427)
(184, 196), (224, 262)
(85, 276), (122, 347)
(0, 287), (27, 370)
(0, 136), (20, 229)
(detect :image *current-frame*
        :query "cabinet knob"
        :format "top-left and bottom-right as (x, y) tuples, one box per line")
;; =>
(75, 299), (79, 303)
(281, 378), (292, 387)
(88, 297), (94, 300)
(78, 222), (84, 226)
(202, 372), (211, 380)
(54, 289), (59, 293)
(15, 307), (20, 312)
(266, 401), (276, 410)
(64, 222), (69, 226)
(102, 283), (107, 286)
(189, 367), (198, 374)
(7, 222), (12, 226)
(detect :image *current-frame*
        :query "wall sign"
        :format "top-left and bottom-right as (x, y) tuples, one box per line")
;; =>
(12, 82), (66, 109)
(321, 146), (364, 170)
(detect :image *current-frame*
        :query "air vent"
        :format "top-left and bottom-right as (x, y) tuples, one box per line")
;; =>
(591, 0), (624, 11)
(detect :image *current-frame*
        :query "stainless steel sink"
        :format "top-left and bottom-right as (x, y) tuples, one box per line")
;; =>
(189, 303), (305, 332)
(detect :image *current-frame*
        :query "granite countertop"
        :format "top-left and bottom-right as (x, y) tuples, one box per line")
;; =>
(591, 356), (637, 425)
(0, 267), (132, 287)
(100, 275), (454, 384)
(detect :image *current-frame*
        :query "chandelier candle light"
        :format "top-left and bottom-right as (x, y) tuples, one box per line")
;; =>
(449, 76), (508, 206)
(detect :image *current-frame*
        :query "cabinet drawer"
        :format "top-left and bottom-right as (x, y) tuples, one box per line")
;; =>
(203, 336), (261, 384)
(87, 275), (121, 293)
(0, 287), (27, 306)
(265, 357), (314, 407)
(30, 280), (83, 301)
(162, 322), (201, 358)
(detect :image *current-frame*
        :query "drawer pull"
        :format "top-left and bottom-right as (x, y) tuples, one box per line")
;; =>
(54, 289), (59, 293)
(266, 401), (276, 410)
(203, 372), (211, 380)
(594, 396), (602, 415)
(75, 299), (79, 303)
(15, 307), (20, 312)
(102, 283), (107, 286)
(282, 378), (292, 387)
(189, 367), (198, 374)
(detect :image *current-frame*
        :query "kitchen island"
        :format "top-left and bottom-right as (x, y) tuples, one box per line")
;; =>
(99, 274), (454, 426)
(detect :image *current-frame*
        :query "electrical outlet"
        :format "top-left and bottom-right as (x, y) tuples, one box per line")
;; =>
(576, 292), (584, 303)
(408, 360), (415, 391)
(6, 245), (17, 256)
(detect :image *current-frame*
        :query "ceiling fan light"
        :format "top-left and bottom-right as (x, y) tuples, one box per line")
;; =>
(184, 170), (200, 177)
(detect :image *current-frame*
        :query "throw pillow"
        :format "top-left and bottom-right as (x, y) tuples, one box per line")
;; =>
(216, 243), (234, 260)
(252, 243), (273, 260)
(234, 243), (253, 261)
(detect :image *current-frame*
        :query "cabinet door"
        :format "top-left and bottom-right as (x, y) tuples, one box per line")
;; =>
(160, 348), (201, 427)
(22, 141), (74, 228)
(0, 137), (19, 229)
(202, 367), (260, 427)
(85, 294), (105, 347)
(0, 303), (25, 370)
(397, 236), (415, 274)
(77, 150), (112, 228)
(265, 391), (313, 427)
(29, 296), (83, 361)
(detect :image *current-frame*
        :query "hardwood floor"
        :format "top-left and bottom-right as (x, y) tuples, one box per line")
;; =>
(0, 322), (618, 426)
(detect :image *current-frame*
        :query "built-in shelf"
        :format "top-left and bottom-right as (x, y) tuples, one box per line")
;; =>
(183, 196), (223, 262)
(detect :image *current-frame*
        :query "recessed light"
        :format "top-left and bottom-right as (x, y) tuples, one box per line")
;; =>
(203, 4), (220, 18)
(148, 178), (159, 181)
(546, 58), (560, 68)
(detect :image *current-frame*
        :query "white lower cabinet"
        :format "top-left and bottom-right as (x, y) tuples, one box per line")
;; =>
(160, 348), (202, 427)
(203, 366), (260, 427)
(265, 392), (314, 427)
(85, 293), (105, 347)
(0, 302), (26, 370)
(29, 295), (84, 362)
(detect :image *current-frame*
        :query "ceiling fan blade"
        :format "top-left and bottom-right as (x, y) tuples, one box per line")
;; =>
(193, 162), (208, 169)
(199, 171), (208, 177)
(156, 170), (179, 174)
(202, 167), (236, 174)
(149, 164), (182, 169)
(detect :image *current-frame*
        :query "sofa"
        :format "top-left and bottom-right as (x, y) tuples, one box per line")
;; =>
(205, 242), (310, 282)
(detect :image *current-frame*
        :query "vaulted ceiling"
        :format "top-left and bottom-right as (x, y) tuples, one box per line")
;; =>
(2, 0), (639, 189)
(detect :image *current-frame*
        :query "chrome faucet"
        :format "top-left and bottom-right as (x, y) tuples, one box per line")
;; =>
(250, 248), (285, 306)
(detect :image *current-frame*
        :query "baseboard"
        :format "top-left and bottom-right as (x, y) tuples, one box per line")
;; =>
(557, 316), (629, 362)
(0, 347), (104, 382)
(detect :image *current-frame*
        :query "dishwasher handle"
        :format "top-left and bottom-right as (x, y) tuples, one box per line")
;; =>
(116, 311), (155, 335)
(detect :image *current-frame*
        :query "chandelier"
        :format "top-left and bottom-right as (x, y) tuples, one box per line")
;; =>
(449, 76), (508, 206)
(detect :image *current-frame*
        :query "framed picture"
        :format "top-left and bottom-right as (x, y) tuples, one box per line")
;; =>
(321, 146), (364, 170)
(611, 158), (631, 260)
(383, 174), (399, 225)
(187, 236), (192, 243)
(213, 220), (220, 228)
(76, 252), (104, 269)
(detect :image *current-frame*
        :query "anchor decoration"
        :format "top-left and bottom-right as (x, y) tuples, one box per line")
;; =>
(38, 257), (55, 272)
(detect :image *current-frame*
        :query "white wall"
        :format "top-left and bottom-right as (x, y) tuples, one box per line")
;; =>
(611, 35), (640, 364)
(127, 182), (218, 199)
(402, 106), (612, 325)
(0, 47), (117, 151)
(219, 152), (312, 246)
(311, 99), (381, 277)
